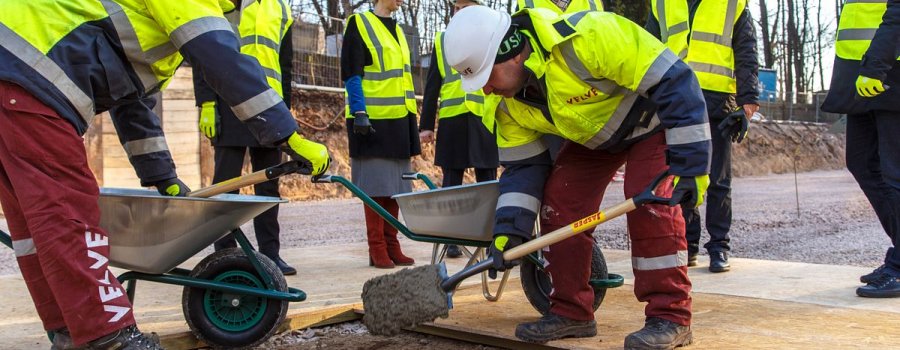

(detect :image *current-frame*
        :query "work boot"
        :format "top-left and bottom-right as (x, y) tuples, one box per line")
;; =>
(687, 253), (697, 267)
(446, 245), (463, 258)
(709, 251), (730, 273)
(856, 271), (900, 298)
(271, 256), (297, 276)
(50, 328), (86, 350)
(514, 313), (597, 343)
(624, 317), (692, 350)
(86, 325), (163, 350)
(860, 264), (886, 284)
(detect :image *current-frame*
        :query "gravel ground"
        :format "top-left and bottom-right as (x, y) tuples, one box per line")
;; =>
(0, 169), (887, 274)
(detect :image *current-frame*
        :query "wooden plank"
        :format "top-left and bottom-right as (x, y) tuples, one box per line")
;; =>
(159, 305), (362, 350)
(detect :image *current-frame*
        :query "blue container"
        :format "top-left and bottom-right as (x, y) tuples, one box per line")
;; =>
(758, 68), (778, 102)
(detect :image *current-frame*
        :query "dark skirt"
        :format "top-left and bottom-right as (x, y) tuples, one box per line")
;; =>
(434, 112), (499, 169)
(350, 157), (413, 197)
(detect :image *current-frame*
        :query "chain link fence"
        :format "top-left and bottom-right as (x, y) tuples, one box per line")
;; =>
(291, 12), (433, 94)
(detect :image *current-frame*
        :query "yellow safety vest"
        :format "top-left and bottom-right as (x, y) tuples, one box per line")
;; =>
(493, 9), (678, 158)
(517, 0), (603, 14)
(652, 0), (747, 94)
(0, 0), (232, 126)
(345, 11), (417, 119)
(836, 0), (898, 61)
(434, 31), (486, 120)
(233, 0), (293, 97)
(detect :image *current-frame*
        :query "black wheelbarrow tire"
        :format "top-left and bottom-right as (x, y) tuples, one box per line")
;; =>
(520, 242), (608, 315)
(182, 248), (289, 349)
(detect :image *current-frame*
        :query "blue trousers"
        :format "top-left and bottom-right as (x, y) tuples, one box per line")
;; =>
(846, 110), (900, 271)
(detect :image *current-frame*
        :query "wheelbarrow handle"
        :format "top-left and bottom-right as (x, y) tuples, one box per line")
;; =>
(188, 161), (311, 198)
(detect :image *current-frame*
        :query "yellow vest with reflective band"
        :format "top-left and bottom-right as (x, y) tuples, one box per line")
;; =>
(434, 31), (486, 120)
(651, 0), (690, 59)
(836, 0), (898, 61)
(345, 11), (417, 119)
(493, 9), (676, 154)
(654, 0), (746, 94)
(517, 0), (603, 14)
(233, 0), (293, 97)
(0, 0), (233, 125)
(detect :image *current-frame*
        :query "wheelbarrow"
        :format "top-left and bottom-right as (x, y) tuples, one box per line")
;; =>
(312, 173), (625, 316)
(0, 161), (311, 349)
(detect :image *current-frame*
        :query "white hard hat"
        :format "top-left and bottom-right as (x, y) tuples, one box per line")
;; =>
(444, 6), (511, 92)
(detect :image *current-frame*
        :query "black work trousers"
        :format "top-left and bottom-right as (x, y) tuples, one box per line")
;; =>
(684, 117), (733, 255)
(441, 167), (497, 187)
(212, 146), (283, 259)
(846, 110), (900, 271)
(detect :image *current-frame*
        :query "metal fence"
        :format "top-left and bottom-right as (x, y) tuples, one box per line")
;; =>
(291, 12), (433, 94)
(758, 91), (843, 124)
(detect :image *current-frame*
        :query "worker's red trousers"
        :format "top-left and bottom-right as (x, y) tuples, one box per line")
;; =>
(0, 82), (135, 345)
(540, 133), (692, 325)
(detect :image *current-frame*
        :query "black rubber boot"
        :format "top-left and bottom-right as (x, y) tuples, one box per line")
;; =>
(87, 325), (163, 350)
(860, 264), (886, 284)
(446, 245), (463, 258)
(514, 313), (597, 343)
(272, 256), (297, 276)
(687, 254), (698, 267)
(708, 251), (730, 273)
(624, 317), (692, 350)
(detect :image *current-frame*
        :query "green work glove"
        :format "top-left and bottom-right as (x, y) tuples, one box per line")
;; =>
(669, 174), (710, 209)
(199, 101), (217, 139)
(154, 178), (191, 197)
(855, 75), (887, 98)
(487, 234), (525, 279)
(281, 132), (331, 176)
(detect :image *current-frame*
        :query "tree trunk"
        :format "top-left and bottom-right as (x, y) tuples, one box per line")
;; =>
(759, 0), (775, 68)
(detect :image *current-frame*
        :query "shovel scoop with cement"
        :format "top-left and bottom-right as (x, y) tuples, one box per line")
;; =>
(361, 171), (673, 335)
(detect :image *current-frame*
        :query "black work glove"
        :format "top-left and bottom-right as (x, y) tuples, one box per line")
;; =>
(487, 234), (525, 279)
(717, 109), (749, 143)
(668, 175), (710, 209)
(353, 112), (375, 135)
(154, 178), (191, 197)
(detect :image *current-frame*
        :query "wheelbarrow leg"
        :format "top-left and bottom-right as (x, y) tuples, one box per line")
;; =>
(125, 279), (137, 303)
(473, 247), (511, 301)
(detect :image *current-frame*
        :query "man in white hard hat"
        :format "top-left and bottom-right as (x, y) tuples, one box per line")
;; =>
(445, 6), (710, 349)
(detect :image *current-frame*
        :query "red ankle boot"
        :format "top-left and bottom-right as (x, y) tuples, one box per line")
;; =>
(364, 201), (394, 268)
(382, 198), (415, 266)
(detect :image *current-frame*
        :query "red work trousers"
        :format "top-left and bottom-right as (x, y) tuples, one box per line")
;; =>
(0, 82), (134, 345)
(540, 132), (692, 326)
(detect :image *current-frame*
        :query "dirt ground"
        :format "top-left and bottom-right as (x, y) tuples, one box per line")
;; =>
(264, 321), (499, 350)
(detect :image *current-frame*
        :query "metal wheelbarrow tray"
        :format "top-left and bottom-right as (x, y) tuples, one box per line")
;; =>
(314, 173), (624, 316)
(100, 188), (283, 274)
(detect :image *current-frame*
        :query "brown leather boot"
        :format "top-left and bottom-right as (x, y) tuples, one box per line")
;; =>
(365, 199), (394, 269)
(381, 198), (415, 266)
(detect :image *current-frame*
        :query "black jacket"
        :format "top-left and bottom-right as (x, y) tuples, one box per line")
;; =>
(193, 25), (294, 148)
(646, 0), (760, 119)
(822, 0), (900, 114)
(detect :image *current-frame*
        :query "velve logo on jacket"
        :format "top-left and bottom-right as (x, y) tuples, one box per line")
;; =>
(566, 87), (600, 104)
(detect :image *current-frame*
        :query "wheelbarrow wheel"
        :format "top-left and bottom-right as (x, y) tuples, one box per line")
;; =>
(520, 242), (608, 315)
(182, 248), (289, 349)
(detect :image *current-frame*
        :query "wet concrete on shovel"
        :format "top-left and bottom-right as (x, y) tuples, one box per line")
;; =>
(361, 264), (450, 336)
